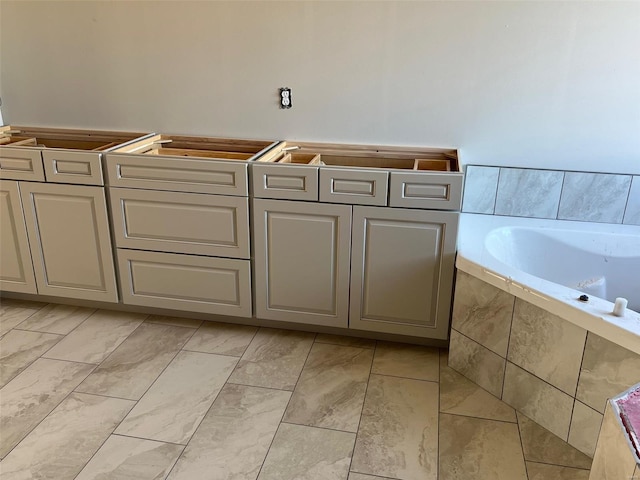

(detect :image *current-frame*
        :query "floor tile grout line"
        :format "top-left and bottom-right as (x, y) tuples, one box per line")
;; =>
(9, 301), (51, 330)
(516, 410), (531, 480)
(253, 330), (317, 479)
(279, 420), (358, 435)
(369, 371), (440, 384)
(11, 306), (97, 337)
(225, 380), (294, 393)
(439, 410), (522, 426)
(524, 459), (592, 471)
(347, 338), (377, 476)
(10, 327), (66, 337)
(0, 363), (98, 461)
(180, 347), (244, 358)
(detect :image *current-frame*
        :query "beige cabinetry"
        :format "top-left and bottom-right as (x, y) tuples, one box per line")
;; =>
(349, 206), (458, 339)
(0, 126), (149, 302)
(253, 199), (352, 328)
(0, 180), (37, 294)
(20, 182), (118, 302)
(106, 134), (279, 318)
(251, 141), (462, 339)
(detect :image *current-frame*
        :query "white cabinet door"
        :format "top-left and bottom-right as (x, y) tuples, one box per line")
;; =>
(0, 180), (37, 294)
(20, 182), (118, 302)
(253, 199), (352, 328)
(350, 206), (458, 339)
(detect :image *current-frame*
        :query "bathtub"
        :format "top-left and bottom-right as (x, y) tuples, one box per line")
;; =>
(456, 214), (640, 355)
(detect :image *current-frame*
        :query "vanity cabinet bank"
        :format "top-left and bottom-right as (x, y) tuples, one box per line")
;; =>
(0, 127), (149, 302)
(251, 142), (462, 340)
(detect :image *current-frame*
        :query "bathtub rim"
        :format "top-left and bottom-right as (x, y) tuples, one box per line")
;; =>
(456, 213), (640, 356)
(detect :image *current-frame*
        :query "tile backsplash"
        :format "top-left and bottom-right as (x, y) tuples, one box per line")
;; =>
(463, 165), (640, 225)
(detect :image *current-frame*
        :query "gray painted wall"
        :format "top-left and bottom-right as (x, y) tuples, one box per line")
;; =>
(1, 1), (639, 173)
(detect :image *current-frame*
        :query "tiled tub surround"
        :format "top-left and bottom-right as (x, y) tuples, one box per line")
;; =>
(462, 165), (640, 225)
(450, 214), (640, 458)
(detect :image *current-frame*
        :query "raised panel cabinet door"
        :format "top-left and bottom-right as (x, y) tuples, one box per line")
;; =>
(109, 188), (250, 259)
(117, 249), (252, 318)
(253, 199), (352, 328)
(0, 180), (37, 294)
(350, 206), (459, 339)
(20, 183), (118, 303)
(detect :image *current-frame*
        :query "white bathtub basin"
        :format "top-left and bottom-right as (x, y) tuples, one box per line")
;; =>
(456, 214), (640, 355)
(485, 226), (640, 311)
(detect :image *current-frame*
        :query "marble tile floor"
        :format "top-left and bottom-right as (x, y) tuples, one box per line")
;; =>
(0, 299), (593, 480)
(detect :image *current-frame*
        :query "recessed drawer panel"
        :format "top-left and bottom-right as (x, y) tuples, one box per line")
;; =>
(106, 153), (248, 196)
(110, 188), (250, 259)
(0, 147), (45, 181)
(319, 168), (388, 206)
(117, 249), (252, 318)
(43, 150), (104, 185)
(389, 171), (463, 210)
(252, 164), (318, 201)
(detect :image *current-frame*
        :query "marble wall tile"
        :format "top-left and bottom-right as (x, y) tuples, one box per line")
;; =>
(451, 271), (514, 357)
(75, 435), (183, 480)
(183, 321), (257, 357)
(439, 352), (516, 422)
(0, 329), (62, 387)
(439, 413), (528, 480)
(283, 343), (373, 432)
(624, 176), (640, 225)
(168, 384), (290, 480)
(258, 423), (355, 480)
(503, 362), (574, 440)
(461, 165), (500, 214)
(558, 172), (632, 223)
(0, 358), (94, 458)
(507, 299), (586, 395)
(448, 329), (506, 398)
(525, 462), (590, 480)
(315, 333), (376, 349)
(589, 403), (638, 480)
(115, 351), (237, 444)
(371, 341), (439, 382)
(228, 328), (315, 391)
(568, 400), (603, 458)
(0, 393), (134, 480)
(351, 374), (439, 480)
(494, 168), (564, 218)
(76, 323), (194, 400)
(517, 412), (592, 470)
(44, 309), (147, 364)
(0, 298), (46, 337)
(16, 304), (96, 335)
(577, 333), (640, 413)
(145, 314), (203, 329)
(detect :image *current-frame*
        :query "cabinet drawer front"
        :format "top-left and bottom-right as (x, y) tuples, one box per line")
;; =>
(389, 172), (463, 210)
(20, 182), (118, 303)
(252, 164), (319, 201)
(0, 180), (37, 294)
(0, 147), (45, 181)
(43, 150), (104, 185)
(106, 153), (248, 195)
(110, 188), (250, 259)
(118, 249), (252, 318)
(319, 168), (388, 206)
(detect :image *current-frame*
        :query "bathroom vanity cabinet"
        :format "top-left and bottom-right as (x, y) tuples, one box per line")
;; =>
(105, 134), (279, 318)
(0, 126), (150, 302)
(1, 127), (462, 341)
(251, 142), (462, 339)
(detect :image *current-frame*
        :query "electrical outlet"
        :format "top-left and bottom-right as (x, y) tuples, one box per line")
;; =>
(279, 88), (292, 109)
